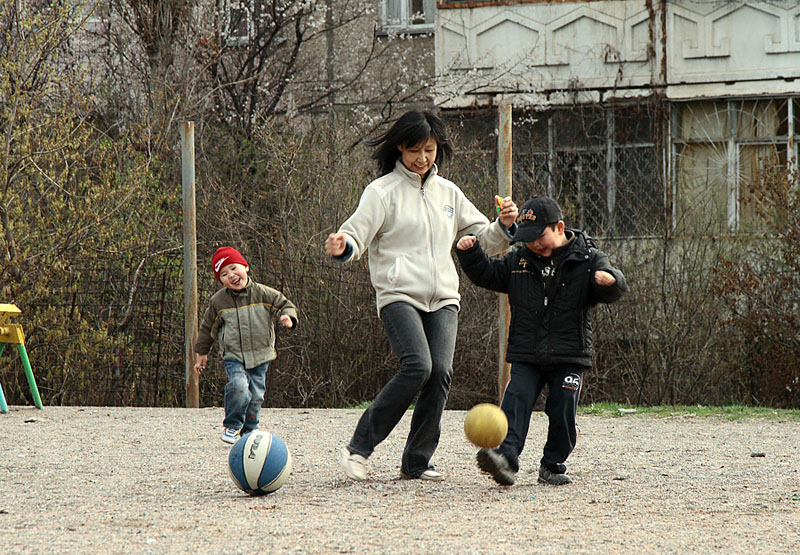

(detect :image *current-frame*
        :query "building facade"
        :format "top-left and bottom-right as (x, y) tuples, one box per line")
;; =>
(435, 0), (800, 238)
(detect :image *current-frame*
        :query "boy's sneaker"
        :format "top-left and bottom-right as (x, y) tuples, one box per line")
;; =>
(340, 447), (368, 481)
(221, 428), (241, 444)
(538, 465), (572, 485)
(476, 449), (516, 486)
(399, 468), (444, 481)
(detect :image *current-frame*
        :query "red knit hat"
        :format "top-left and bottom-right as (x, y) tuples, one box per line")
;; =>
(211, 247), (248, 282)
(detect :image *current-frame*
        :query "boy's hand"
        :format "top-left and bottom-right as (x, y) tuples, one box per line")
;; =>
(194, 353), (208, 375)
(594, 270), (616, 286)
(325, 232), (346, 256)
(497, 196), (519, 228)
(456, 235), (477, 250)
(279, 315), (294, 328)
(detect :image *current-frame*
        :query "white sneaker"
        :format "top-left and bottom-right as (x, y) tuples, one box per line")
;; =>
(340, 447), (368, 481)
(400, 468), (444, 481)
(221, 428), (240, 444)
(418, 468), (444, 481)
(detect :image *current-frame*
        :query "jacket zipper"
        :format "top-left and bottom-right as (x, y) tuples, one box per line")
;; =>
(421, 186), (437, 308)
(233, 293), (247, 368)
(542, 259), (553, 308)
(551, 253), (589, 351)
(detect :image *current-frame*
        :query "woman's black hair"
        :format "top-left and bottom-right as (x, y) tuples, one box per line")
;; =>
(366, 110), (454, 176)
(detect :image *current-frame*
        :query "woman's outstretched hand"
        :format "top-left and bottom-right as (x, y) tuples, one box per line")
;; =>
(325, 232), (346, 256)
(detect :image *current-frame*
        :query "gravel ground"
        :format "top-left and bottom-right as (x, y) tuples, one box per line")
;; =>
(1, 405), (799, 554)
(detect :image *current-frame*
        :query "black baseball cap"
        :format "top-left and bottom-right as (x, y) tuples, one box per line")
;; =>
(511, 197), (563, 243)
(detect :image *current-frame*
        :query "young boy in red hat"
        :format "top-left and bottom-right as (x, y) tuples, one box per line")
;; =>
(194, 247), (298, 444)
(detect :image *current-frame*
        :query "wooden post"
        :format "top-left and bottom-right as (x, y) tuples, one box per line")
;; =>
(181, 122), (200, 408)
(497, 105), (513, 405)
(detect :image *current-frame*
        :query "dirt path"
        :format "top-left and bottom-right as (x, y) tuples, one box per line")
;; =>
(1, 406), (798, 553)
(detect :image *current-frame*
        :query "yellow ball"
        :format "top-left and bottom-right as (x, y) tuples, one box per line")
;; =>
(464, 403), (508, 448)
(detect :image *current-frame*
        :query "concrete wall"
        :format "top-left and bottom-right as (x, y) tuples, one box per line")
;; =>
(666, 0), (800, 99)
(291, 0), (436, 118)
(435, 0), (800, 108)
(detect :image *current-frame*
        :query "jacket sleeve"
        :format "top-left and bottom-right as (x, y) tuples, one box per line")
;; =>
(589, 250), (628, 304)
(264, 286), (299, 328)
(454, 238), (512, 294)
(336, 187), (384, 262)
(453, 188), (512, 258)
(194, 302), (217, 355)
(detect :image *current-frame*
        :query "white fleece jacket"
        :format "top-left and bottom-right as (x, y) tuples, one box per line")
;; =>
(336, 160), (512, 314)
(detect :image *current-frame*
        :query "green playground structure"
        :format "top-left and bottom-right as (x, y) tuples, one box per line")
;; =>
(0, 304), (43, 413)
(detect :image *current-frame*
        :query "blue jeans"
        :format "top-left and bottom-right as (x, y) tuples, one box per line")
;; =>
(348, 302), (458, 477)
(222, 358), (268, 432)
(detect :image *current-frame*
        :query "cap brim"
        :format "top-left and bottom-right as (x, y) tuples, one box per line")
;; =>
(511, 223), (546, 244)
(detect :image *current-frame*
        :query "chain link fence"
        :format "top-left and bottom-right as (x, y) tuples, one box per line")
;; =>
(10, 251), (500, 410)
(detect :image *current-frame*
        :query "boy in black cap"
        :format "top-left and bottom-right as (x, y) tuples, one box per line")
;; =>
(455, 197), (627, 485)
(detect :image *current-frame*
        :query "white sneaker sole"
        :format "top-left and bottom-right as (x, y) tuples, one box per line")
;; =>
(400, 469), (444, 481)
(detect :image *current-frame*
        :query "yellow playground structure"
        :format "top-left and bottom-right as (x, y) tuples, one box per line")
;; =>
(0, 304), (43, 413)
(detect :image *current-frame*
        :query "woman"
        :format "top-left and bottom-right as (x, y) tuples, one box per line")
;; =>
(325, 110), (518, 481)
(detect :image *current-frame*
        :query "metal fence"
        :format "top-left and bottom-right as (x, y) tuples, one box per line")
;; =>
(515, 105), (664, 238)
(11, 251), (500, 409)
(449, 103), (665, 239)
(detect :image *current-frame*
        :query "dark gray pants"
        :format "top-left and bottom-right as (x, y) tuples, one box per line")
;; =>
(348, 302), (458, 477)
(497, 362), (585, 474)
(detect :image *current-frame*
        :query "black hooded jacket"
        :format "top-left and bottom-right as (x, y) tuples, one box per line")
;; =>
(455, 230), (627, 368)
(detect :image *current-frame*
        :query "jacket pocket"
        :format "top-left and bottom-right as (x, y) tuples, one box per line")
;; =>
(387, 257), (401, 288)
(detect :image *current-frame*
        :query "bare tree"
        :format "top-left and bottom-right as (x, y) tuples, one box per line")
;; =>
(111, 0), (191, 75)
(191, 0), (317, 130)
(0, 2), (89, 279)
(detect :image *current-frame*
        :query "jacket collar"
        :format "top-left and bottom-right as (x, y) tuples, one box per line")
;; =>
(394, 159), (439, 188)
(226, 277), (253, 298)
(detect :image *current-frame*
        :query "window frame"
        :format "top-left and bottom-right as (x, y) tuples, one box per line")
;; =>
(377, 0), (435, 35)
(510, 104), (662, 239)
(670, 97), (799, 234)
(221, 0), (255, 48)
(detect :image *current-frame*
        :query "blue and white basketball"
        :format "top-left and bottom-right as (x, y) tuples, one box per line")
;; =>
(228, 431), (293, 495)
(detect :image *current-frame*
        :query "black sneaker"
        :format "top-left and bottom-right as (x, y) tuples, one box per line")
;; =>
(537, 465), (572, 485)
(476, 449), (516, 486)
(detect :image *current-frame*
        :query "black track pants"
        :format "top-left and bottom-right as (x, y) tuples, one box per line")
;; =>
(496, 362), (585, 473)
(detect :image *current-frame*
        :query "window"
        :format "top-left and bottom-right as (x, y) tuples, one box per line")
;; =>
(379, 0), (435, 34)
(448, 99), (798, 238)
(672, 98), (798, 234)
(509, 104), (663, 239)
(222, 0), (254, 47)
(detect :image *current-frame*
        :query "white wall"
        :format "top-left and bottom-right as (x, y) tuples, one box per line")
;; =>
(435, 0), (800, 107)
(666, 0), (800, 99)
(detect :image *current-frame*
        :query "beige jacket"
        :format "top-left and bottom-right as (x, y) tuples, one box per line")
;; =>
(194, 279), (297, 367)
(336, 161), (512, 314)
